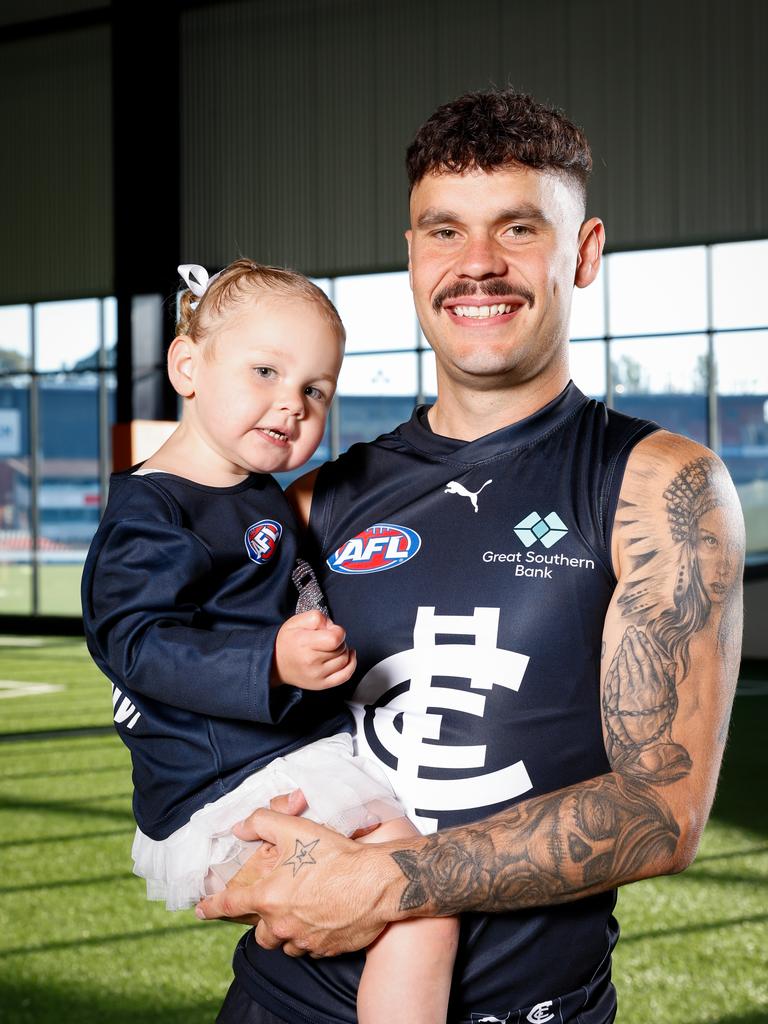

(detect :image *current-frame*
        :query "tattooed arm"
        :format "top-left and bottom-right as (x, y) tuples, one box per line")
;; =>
(196, 434), (744, 955)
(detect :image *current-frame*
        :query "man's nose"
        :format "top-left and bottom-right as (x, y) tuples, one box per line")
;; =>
(452, 235), (508, 279)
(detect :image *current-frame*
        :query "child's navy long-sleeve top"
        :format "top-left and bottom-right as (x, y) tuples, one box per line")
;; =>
(81, 469), (351, 841)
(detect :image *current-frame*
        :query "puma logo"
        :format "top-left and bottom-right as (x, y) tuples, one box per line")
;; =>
(444, 479), (493, 513)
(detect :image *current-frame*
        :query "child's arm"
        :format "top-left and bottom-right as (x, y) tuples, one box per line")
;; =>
(84, 517), (347, 725)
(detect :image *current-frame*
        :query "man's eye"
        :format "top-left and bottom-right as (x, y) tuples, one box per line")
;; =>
(507, 225), (530, 237)
(434, 229), (458, 240)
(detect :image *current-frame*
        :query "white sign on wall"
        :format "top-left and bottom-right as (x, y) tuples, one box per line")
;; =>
(0, 410), (20, 457)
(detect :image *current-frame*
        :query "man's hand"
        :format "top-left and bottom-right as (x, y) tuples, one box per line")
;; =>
(273, 610), (356, 690)
(196, 809), (402, 956)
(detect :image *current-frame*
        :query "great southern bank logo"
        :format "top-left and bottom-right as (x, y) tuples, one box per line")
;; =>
(244, 519), (282, 564)
(514, 511), (568, 549)
(327, 523), (421, 575)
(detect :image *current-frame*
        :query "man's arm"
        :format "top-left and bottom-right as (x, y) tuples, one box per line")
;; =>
(387, 433), (744, 916)
(197, 432), (744, 954)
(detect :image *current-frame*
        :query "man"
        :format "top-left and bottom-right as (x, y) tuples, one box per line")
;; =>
(200, 90), (744, 1024)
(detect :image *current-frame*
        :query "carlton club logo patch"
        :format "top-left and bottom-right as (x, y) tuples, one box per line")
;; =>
(244, 519), (283, 564)
(327, 523), (421, 575)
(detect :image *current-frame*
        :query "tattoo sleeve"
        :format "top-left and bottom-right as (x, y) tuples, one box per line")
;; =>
(388, 449), (743, 917)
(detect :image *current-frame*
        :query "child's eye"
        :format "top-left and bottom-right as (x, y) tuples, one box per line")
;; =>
(254, 366), (276, 379)
(304, 385), (326, 401)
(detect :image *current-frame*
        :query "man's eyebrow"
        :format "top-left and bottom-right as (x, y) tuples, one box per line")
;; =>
(415, 203), (551, 228)
(415, 208), (460, 228)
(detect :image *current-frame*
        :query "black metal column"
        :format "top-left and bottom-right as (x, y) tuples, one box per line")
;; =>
(112, 1), (181, 425)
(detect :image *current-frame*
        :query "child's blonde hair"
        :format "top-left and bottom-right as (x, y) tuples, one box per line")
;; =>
(177, 258), (345, 354)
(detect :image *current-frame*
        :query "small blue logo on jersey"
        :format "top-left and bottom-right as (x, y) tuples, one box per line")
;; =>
(327, 523), (421, 574)
(514, 511), (568, 549)
(245, 519), (282, 564)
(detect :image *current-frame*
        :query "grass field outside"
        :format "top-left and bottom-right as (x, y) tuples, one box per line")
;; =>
(0, 563), (85, 618)
(0, 638), (766, 1023)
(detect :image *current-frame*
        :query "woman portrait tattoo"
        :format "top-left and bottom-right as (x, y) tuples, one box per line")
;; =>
(649, 457), (738, 675)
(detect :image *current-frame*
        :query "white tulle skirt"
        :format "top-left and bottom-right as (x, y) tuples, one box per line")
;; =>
(131, 732), (402, 911)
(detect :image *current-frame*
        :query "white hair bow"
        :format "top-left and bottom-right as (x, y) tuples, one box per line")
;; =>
(178, 264), (221, 309)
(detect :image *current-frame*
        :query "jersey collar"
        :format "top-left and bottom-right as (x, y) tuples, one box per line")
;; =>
(398, 381), (590, 464)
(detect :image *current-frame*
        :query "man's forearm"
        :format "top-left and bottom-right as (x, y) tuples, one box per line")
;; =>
(389, 770), (679, 917)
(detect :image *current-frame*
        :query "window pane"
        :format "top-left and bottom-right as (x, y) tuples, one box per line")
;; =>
(420, 348), (437, 402)
(338, 396), (417, 451)
(0, 305), (31, 372)
(0, 376), (32, 614)
(35, 299), (101, 372)
(311, 278), (332, 297)
(715, 331), (768, 557)
(611, 335), (708, 444)
(570, 340), (606, 399)
(608, 247), (708, 336)
(712, 240), (768, 330)
(337, 351), (418, 397)
(334, 273), (415, 353)
(569, 272), (605, 339)
(38, 374), (101, 615)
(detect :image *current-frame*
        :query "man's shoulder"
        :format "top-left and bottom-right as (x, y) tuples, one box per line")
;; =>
(623, 430), (732, 489)
(614, 429), (744, 576)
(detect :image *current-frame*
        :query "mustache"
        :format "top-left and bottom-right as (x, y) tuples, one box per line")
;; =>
(432, 279), (535, 314)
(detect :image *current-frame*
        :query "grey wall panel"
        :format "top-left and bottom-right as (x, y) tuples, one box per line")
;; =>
(0, 1), (108, 29)
(0, 26), (112, 303)
(182, 0), (768, 277)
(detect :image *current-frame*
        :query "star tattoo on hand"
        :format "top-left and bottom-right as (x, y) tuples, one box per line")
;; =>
(283, 838), (320, 876)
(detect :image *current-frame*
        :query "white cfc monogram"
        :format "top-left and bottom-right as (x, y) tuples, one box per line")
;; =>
(350, 606), (532, 831)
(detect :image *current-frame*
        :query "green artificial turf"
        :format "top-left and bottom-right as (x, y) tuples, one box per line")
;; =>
(0, 638), (766, 1023)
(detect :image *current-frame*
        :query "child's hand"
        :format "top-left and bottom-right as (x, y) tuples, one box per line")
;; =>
(273, 610), (357, 690)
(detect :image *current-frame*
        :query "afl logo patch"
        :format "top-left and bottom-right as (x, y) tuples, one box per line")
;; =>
(245, 519), (282, 564)
(327, 523), (421, 575)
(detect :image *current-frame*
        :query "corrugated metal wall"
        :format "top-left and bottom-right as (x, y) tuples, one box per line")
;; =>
(0, 25), (112, 303)
(181, 0), (768, 274)
(0, 1), (107, 29)
(2, 0), (765, 304)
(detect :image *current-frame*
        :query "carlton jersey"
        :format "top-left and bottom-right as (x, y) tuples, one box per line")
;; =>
(81, 470), (350, 841)
(233, 383), (658, 1023)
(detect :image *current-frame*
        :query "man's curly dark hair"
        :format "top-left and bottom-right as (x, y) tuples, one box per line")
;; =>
(406, 90), (592, 207)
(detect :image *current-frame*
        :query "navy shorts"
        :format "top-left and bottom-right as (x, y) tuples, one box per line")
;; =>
(216, 979), (291, 1024)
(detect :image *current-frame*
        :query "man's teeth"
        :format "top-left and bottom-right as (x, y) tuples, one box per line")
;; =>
(451, 303), (515, 318)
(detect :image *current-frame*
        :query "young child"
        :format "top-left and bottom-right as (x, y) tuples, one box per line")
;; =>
(81, 259), (458, 1024)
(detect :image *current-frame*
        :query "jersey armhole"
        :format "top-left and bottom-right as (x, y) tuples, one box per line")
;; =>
(305, 461), (338, 564)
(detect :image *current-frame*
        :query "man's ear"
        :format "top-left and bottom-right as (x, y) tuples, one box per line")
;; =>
(405, 229), (413, 290)
(167, 335), (197, 397)
(575, 217), (605, 289)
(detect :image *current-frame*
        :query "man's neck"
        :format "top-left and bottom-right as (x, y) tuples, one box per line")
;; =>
(427, 366), (570, 441)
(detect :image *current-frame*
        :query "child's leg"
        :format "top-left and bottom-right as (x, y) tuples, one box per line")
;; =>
(356, 816), (458, 1024)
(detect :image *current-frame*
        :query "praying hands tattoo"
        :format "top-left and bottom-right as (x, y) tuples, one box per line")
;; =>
(389, 448), (742, 917)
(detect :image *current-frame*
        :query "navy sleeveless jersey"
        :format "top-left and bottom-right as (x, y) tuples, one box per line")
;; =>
(234, 383), (657, 1023)
(81, 470), (350, 840)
